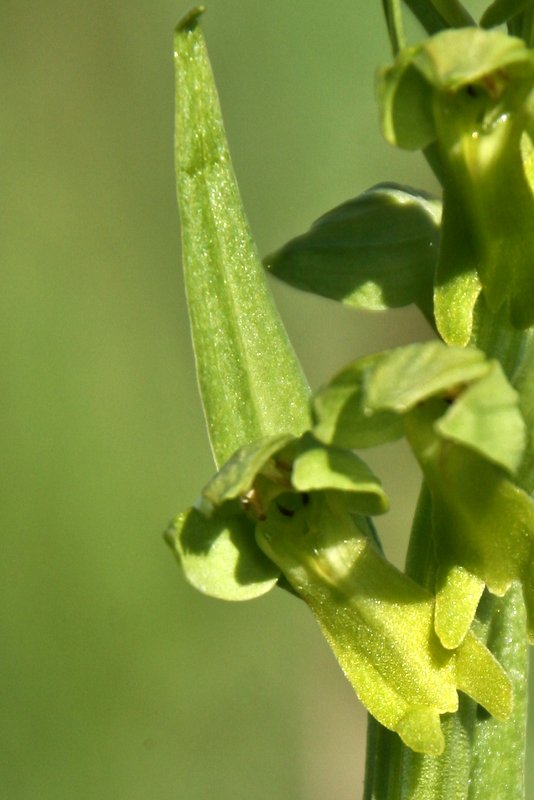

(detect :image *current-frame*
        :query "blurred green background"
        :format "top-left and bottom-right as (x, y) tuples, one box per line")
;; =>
(2, 1), (532, 798)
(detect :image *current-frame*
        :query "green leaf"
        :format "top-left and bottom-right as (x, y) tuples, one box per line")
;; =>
(255, 494), (512, 755)
(512, 329), (534, 493)
(265, 184), (440, 323)
(481, 0), (533, 28)
(165, 505), (280, 601)
(291, 434), (389, 516)
(404, 401), (534, 647)
(509, 5), (534, 46)
(467, 585), (529, 800)
(402, 0), (474, 33)
(174, 9), (310, 467)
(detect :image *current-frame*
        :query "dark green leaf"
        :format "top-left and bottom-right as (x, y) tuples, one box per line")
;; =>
(481, 0), (533, 28)
(402, 0), (474, 33)
(265, 184), (440, 322)
(509, 5), (534, 46)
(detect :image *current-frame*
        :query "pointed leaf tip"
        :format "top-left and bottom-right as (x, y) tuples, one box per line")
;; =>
(177, 6), (206, 33)
(174, 0), (310, 465)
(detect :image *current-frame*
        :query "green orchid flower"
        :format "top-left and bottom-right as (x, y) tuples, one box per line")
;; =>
(313, 340), (534, 650)
(167, 429), (512, 755)
(378, 28), (534, 344)
(166, 432), (388, 600)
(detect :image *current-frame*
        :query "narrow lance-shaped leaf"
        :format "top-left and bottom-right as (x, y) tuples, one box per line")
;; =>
(265, 184), (440, 325)
(255, 493), (512, 756)
(401, 0), (475, 34)
(174, 8), (310, 468)
(508, 5), (534, 46)
(481, 0), (533, 29)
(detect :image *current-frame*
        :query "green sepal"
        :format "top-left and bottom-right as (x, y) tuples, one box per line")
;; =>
(255, 493), (512, 755)
(291, 434), (389, 516)
(436, 361), (526, 474)
(199, 433), (295, 516)
(265, 184), (440, 324)
(314, 341), (525, 474)
(174, 9), (310, 468)
(378, 28), (534, 342)
(365, 342), (525, 475)
(165, 434), (294, 602)
(165, 505), (280, 601)
(366, 341), (489, 413)
(378, 49), (435, 151)
(169, 429), (391, 601)
(379, 29), (534, 149)
(405, 401), (534, 647)
(312, 353), (405, 450)
(313, 341), (529, 648)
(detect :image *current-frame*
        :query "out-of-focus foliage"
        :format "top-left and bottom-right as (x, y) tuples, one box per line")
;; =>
(2, 1), (530, 799)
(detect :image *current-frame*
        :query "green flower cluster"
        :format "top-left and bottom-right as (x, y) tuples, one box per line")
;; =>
(172, 7), (534, 762)
(167, 339), (534, 753)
